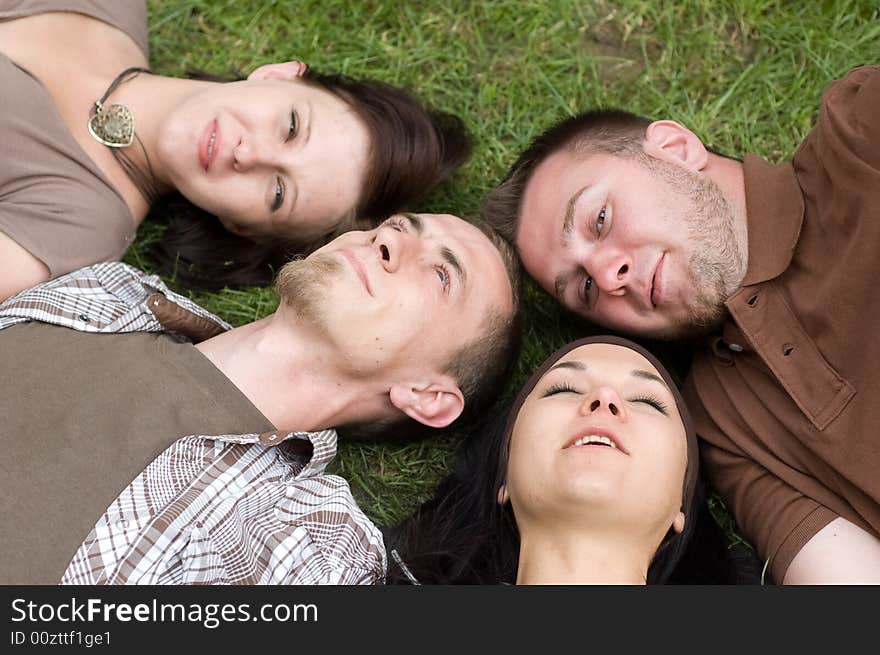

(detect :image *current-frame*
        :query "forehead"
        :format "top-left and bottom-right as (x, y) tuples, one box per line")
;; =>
(416, 212), (512, 306)
(251, 78), (367, 137)
(543, 343), (664, 382)
(292, 81), (368, 140)
(519, 150), (598, 237)
(276, 77), (347, 105)
(418, 212), (489, 244)
(528, 343), (686, 431)
(291, 83), (370, 225)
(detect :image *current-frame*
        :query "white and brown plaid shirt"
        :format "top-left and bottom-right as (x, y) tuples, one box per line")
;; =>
(0, 263), (386, 584)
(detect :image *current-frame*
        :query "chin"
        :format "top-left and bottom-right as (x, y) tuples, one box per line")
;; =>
(219, 219), (255, 239)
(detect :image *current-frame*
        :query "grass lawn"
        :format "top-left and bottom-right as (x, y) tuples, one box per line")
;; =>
(135, 0), (879, 548)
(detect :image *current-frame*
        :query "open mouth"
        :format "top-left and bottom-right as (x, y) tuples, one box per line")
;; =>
(564, 429), (627, 454)
(569, 434), (618, 450)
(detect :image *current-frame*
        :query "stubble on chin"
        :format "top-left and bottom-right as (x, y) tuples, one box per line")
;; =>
(275, 253), (342, 326)
(645, 157), (743, 339)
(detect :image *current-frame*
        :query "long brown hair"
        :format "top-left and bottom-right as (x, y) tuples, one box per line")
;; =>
(149, 68), (472, 290)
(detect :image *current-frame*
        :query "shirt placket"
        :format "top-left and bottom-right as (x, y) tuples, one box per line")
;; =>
(725, 283), (855, 431)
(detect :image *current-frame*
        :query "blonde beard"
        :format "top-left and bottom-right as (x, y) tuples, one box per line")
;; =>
(275, 253), (343, 327)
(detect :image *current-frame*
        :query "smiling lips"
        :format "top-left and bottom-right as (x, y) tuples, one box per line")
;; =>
(650, 253), (665, 308)
(199, 119), (220, 172)
(340, 249), (374, 296)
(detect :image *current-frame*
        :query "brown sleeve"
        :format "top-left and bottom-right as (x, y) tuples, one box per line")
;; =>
(684, 371), (837, 583)
(798, 65), (880, 171)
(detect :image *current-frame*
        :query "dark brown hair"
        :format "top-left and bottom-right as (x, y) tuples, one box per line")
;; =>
(149, 69), (472, 290)
(338, 219), (523, 443)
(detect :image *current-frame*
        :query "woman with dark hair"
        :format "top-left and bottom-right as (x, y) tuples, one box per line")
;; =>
(388, 336), (761, 585)
(0, 1), (470, 299)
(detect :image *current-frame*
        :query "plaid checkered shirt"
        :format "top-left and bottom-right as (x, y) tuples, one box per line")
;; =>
(0, 263), (386, 584)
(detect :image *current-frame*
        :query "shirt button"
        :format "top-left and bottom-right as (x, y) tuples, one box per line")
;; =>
(78, 314), (91, 323)
(728, 342), (744, 352)
(782, 343), (796, 356)
(115, 518), (129, 530)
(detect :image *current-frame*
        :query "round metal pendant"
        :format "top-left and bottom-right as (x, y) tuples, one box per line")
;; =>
(87, 103), (135, 148)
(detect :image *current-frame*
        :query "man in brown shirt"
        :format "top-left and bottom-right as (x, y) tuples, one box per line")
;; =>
(482, 66), (880, 583)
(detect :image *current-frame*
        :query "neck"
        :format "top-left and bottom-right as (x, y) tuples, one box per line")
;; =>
(194, 309), (399, 432)
(103, 72), (215, 194)
(515, 525), (653, 585)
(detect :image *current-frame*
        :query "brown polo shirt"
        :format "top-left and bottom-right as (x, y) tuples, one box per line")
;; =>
(684, 66), (880, 583)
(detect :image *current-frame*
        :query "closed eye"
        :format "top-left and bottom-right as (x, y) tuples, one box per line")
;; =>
(630, 394), (669, 415)
(541, 382), (580, 397)
(384, 216), (407, 232)
(286, 111), (298, 142)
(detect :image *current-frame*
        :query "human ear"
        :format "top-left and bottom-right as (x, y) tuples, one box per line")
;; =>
(497, 484), (509, 506)
(248, 60), (309, 82)
(388, 380), (464, 429)
(672, 511), (686, 534)
(643, 120), (709, 172)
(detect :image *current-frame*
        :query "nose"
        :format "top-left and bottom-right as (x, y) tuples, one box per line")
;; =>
(372, 223), (414, 273)
(232, 138), (275, 172)
(587, 248), (631, 296)
(579, 385), (628, 420)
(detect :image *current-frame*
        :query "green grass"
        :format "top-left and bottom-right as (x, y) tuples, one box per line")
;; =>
(137, 0), (879, 550)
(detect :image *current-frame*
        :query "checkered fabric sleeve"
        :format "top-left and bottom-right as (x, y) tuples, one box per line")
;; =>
(0, 262), (229, 334)
(61, 430), (387, 585)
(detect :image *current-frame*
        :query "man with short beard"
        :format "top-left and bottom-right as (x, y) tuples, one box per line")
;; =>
(0, 212), (520, 584)
(482, 66), (880, 584)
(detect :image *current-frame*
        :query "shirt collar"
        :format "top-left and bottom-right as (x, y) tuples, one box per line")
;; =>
(203, 428), (338, 477)
(739, 154), (805, 287)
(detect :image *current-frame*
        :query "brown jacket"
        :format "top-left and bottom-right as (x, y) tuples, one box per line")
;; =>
(684, 66), (880, 583)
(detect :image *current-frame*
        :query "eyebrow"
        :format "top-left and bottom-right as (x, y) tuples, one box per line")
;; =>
(543, 361), (672, 392)
(285, 183), (299, 222)
(562, 185), (590, 244)
(303, 100), (313, 146)
(284, 103), (313, 221)
(546, 360), (587, 375)
(553, 274), (568, 302)
(630, 369), (670, 391)
(401, 213), (467, 292)
(441, 246), (466, 290)
(552, 185), (590, 302)
(402, 212), (424, 234)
